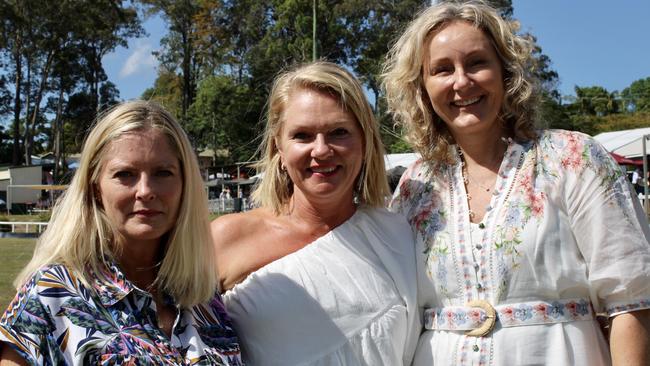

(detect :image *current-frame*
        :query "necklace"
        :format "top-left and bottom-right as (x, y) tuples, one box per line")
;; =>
(457, 138), (510, 220)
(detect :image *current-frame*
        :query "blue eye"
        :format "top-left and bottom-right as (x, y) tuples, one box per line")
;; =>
(293, 132), (310, 140)
(432, 65), (452, 76)
(114, 171), (133, 179)
(156, 170), (174, 177)
(331, 128), (349, 137)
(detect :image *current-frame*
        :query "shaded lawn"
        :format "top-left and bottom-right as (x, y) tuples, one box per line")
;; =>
(0, 238), (36, 310)
(0, 213), (227, 310)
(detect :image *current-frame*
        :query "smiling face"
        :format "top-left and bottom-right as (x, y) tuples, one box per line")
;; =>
(276, 87), (364, 207)
(423, 21), (505, 138)
(97, 128), (183, 248)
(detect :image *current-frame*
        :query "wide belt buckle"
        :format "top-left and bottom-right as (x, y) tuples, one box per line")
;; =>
(465, 300), (497, 337)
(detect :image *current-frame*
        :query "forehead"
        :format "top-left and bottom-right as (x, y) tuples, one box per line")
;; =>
(280, 87), (357, 127)
(426, 21), (496, 59)
(102, 129), (179, 163)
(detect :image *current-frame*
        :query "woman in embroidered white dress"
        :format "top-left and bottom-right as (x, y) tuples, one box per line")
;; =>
(211, 61), (420, 365)
(382, 2), (650, 365)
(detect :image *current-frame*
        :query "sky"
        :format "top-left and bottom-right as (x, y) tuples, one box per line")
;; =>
(103, 1), (650, 101)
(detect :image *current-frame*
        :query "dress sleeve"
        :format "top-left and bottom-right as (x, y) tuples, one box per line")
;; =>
(0, 273), (56, 365)
(564, 135), (650, 317)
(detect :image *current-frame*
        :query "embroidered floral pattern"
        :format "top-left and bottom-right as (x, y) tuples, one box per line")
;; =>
(0, 263), (242, 366)
(606, 300), (650, 317)
(393, 129), (650, 365)
(392, 160), (453, 297)
(425, 299), (593, 331)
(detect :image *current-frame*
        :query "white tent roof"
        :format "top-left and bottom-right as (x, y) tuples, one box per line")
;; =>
(593, 127), (650, 158)
(384, 153), (420, 170)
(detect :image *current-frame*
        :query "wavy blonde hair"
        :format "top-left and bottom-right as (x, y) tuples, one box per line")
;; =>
(253, 61), (389, 213)
(16, 100), (216, 308)
(382, 0), (539, 163)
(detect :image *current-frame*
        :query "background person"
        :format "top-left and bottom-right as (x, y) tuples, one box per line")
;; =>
(211, 61), (420, 365)
(0, 101), (241, 365)
(382, 1), (650, 365)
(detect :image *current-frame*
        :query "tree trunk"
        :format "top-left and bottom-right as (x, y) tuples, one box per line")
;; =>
(12, 34), (22, 166)
(53, 85), (64, 182)
(26, 50), (55, 164)
(23, 55), (32, 165)
(181, 26), (191, 125)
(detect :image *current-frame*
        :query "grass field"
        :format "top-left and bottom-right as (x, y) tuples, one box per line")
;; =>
(0, 213), (225, 311)
(0, 238), (36, 310)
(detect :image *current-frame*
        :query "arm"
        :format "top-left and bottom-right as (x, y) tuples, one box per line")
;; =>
(0, 344), (28, 366)
(610, 309), (650, 365)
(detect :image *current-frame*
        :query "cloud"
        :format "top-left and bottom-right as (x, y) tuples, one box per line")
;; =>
(119, 42), (157, 78)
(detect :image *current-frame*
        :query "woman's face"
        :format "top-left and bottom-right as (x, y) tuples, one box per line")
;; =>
(423, 21), (504, 138)
(97, 128), (183, 247)
(276, 88), (364, 206)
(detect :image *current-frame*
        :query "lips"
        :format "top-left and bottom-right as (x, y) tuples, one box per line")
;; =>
(131, 209), (162, 217)
(452, 96), (482, 107)
(309, 165), (339, 176)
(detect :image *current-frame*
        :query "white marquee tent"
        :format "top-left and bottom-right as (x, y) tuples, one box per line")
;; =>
(593, 127), (650, 159)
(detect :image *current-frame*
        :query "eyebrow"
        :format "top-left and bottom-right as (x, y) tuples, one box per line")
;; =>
(104, 161), (180, 171)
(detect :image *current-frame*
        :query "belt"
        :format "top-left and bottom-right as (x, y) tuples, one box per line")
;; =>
(424, 298), (594, 337)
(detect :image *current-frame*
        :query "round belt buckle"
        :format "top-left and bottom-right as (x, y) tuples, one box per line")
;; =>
(465, 299), (497, 337)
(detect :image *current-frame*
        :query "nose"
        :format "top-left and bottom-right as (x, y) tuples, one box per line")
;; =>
(311, 134), (333, 158)
(452, 68), (472, 91)
(135, 174), (156, 201)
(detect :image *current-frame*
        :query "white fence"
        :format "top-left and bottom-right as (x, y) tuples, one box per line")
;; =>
(0, 221), (48, 234)
(208, 198), (251, 214)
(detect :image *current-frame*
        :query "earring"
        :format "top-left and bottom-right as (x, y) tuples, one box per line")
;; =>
(353, 164), (365, 205)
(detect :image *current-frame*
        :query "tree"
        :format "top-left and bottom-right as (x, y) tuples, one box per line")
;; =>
(188, 75), (260, 163)
(571, 86), (619, 116)
(621, 77), (650, 112)
(141, 0), (201, 125)
(76, 1), (143, 114)
(142, 68), (183, 118)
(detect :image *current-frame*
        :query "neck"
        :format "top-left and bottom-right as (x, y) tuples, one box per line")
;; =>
(117, 238), (163, 290)
(285, 193), (357, 237)
(455, 128), (508, 169)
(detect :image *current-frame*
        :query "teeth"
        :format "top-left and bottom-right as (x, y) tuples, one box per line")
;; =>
(453, 96), (481, 107)
(311, 166), (336, 173)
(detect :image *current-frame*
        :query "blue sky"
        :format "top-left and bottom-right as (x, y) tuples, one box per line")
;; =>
(104, 1), (650, 101)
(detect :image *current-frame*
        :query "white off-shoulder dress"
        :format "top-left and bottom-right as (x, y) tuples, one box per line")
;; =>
(223, 207), (420, 365)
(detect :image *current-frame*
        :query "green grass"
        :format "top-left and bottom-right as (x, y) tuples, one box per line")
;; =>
(0, 212), (228, 311)
(0, 238), (36, 310)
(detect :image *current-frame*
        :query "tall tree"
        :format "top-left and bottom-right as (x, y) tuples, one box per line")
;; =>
(76, 0), (143, 114)
(141, 0), (201, 125)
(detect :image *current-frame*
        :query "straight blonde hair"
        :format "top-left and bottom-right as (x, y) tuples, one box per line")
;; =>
(253, 61), (389, 213)
(16, 100), (217, 308)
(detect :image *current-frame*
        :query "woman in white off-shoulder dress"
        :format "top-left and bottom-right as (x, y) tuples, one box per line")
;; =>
(211, 61), (420, 365)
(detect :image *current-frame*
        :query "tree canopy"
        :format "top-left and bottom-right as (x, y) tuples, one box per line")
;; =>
(0, 0), (648, 177)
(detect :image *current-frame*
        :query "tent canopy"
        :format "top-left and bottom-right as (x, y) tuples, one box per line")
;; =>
(593, 127), (650, 158)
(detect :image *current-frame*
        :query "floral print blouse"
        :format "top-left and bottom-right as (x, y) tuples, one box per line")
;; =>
(391, 130), (650, 365)
(0, 261), (242, 365)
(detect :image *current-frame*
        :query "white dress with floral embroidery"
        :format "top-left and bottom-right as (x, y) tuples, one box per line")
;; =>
(391, 130), (650, 366)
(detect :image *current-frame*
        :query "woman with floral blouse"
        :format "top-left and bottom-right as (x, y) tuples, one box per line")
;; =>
(382, 1), (650, 365)
(0, 101), (242, 365)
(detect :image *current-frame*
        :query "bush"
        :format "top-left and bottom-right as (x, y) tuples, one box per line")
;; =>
(37, 211), (52, 222)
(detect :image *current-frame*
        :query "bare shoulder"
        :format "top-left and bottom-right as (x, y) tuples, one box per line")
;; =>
(210, 208), (280, 290)
(210, 208), (272, 250)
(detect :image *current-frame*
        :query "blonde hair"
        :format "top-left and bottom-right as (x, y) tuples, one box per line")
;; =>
(16, 100), (216, 308)
(253, 61), (389, 213)
(382, 0), (539, 164)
